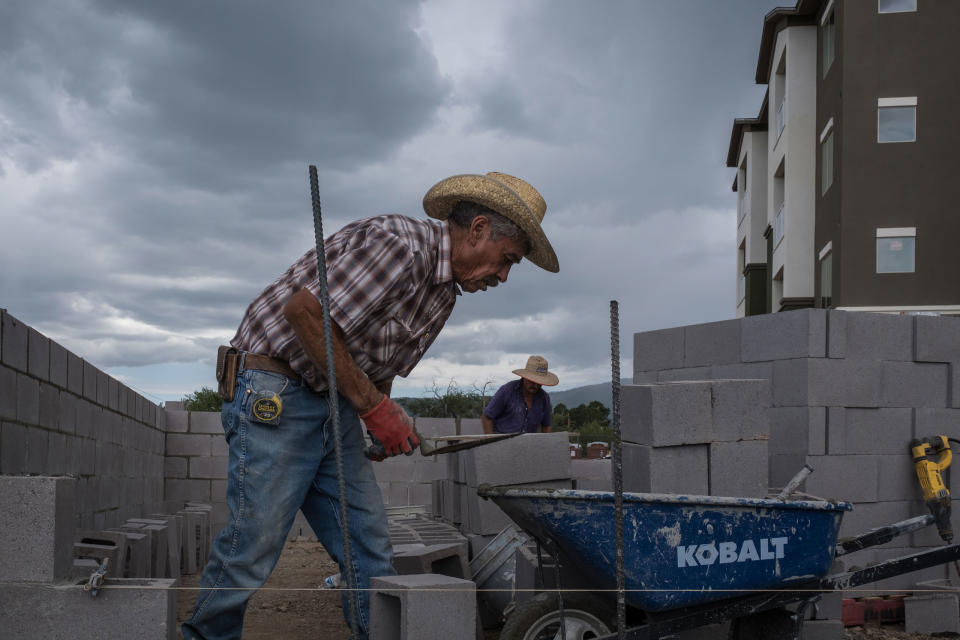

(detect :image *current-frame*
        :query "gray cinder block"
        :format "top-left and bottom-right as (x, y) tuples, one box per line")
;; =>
(0, 365), (16, 422)
(838, 500), (913, 542)
(741, 309), (827, 363)
(370, 573), (476, 640)
(461, 432), (571, 487)
(826, 310), (847, 359)
(459, 418), (484, 436)
(915, 408), (960, 440)
(905, 593), (960, 633)
(658, 367), (710, 382)
(769, 454), (809, 489)
(914, 315), (960, 363)
(709, 440), (768, 498)
(166, 433), (212, 457)
(189, 411), (221, 434)
(105, 530), (151, 578)
(880, 361), (949, 408)
(0, 578), (177, 640)
(711, 379), (770, 441)
(804, 455), (880, 503)
(27, 327), (50, 380)
(373, 454), (417, 482)
(165, 409), (188, 433)
(844, 312), (915, 362)
(684, 318), (741, 367)
(146, 515), (183, 580)
(768, 407), (825, 456)
(622, 443), (709, 495)
(1, 311), (29, 372)
(0, 475), (75, 582)
(875, 453), (922, 502)
(831, 408), (912, 455)
(634, 326), (684, 372)
(621, 382), (712, 446)
(393, 541), (470, 580)
(413, 417), (458, 437)
(463, 491), (513, 535)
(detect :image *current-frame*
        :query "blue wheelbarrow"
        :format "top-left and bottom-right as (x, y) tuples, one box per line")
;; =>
(478, 485), (960, 640)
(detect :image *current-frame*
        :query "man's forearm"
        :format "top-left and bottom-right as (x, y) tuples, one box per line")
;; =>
(481, 414), (494, 435)
(282, 288), (382, 415)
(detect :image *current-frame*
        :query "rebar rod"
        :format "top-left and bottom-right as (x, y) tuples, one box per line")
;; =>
(309, 165), (359, 636)
(610, 300), (626, 638)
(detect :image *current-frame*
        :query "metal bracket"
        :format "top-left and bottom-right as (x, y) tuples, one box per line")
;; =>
(82, 558), (110, 597)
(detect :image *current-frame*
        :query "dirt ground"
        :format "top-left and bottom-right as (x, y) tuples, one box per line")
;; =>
(175, 540), (952, 640)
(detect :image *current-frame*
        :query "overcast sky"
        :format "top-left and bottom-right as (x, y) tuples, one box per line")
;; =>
(1, 0), (784, 402)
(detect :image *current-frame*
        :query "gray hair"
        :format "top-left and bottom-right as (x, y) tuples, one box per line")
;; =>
(448, 200), (530, 253)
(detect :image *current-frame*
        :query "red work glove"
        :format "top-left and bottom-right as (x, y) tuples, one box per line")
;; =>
(360, 395), (420, 457)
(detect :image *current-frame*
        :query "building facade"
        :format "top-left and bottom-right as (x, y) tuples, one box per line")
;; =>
(729, 0), (960, 317)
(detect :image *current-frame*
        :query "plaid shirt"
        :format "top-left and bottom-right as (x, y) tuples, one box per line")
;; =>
(231, 215), (456, 392)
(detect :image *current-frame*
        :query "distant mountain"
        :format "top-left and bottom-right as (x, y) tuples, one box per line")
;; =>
(548, 379), (631, 413)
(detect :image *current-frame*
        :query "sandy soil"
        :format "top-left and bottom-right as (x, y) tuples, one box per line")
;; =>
(174, 540), (951, 640)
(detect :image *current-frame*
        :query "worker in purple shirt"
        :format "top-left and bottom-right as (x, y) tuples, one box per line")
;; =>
(482, 355), (559, 434)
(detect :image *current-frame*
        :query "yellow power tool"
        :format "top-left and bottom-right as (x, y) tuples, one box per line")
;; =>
(910, 436), (955, 543)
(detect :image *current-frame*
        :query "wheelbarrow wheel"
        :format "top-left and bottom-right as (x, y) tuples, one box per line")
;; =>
(728, 608), (802, 640)
(499, 592), (614, 640)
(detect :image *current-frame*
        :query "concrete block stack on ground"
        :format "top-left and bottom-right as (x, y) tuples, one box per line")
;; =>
(633, 309), (960, 601)
(450, 432), (573, 536)
(620, 378), (770, 497)
(370, 573), (477, 640)
(0, 475), (178, 639)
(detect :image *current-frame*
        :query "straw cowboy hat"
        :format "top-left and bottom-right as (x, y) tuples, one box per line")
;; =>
(422, 172), (559, 273)
(512, 355), (559, 387)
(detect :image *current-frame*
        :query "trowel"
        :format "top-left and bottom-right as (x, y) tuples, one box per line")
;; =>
(365, 430), (521, 459)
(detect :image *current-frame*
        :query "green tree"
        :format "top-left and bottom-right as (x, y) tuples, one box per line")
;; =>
(568, 400), (610, 430)
(182, 386), (222, 412)
(395, 378), (495, 420)
(551, 402), (571, 432)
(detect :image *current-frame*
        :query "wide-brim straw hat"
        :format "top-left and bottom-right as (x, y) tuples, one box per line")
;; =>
(422, 172), (559, 273)
(512, 355), (559, 387)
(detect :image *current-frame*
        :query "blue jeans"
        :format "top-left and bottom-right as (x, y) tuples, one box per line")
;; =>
(182, 365), (395, 640)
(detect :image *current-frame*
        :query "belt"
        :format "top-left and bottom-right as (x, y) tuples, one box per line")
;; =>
(241, 352), (301, 381)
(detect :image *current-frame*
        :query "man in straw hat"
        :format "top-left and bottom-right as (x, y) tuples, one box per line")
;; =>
(482, 355), (560, 435)
(183, 172), (558, 640)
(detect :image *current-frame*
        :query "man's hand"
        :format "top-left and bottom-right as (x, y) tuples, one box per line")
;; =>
(361, 396), (420, 456)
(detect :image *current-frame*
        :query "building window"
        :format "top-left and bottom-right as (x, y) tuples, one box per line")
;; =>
(738, 161), (748, 223)
(774, 203), (785, 248)
(822, 7), (836, 77)
(878, 97), (917, 143)
(879, 0), (917, 13)
(774, 54), (786, 140)
(876, 227), (916, 273)
(820, 118), (835, 195)
(819, 242), (833, 308)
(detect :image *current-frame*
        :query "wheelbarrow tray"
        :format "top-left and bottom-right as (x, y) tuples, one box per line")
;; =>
(478, 486), (851, 612)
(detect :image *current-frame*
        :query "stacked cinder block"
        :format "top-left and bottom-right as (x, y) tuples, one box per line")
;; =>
(436, 432), (573, 540)
(619, 379), (770, 497)
(0, 475), (177, 639)
(632, 310), (960, 602)
(162, 406), (229, 534)
(570, 458), (613, 491)
(0, 309), (166, 531)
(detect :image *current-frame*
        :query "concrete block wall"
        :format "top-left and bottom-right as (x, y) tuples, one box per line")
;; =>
(162, 403), (229, 534)
(633, 309), (960, 595)
(0, 310), (166, 530)
(620, 379), (770, 497)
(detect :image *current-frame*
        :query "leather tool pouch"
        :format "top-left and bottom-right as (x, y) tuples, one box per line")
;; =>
(216, 345), (239, 402)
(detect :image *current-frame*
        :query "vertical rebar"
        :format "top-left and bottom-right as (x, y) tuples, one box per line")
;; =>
(610, 300), (626, 639)
(309, 165), (359, 636)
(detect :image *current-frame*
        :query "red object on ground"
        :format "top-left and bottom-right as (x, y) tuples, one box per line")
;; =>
(841, 595), (906, 627)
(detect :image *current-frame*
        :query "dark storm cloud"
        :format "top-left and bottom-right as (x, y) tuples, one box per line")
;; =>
(1, 0), (787, 395)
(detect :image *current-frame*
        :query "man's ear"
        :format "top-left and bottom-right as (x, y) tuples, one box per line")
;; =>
(469, 215), (489, 244)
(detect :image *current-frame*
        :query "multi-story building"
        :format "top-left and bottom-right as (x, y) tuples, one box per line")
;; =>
(729, 0), (960, 317)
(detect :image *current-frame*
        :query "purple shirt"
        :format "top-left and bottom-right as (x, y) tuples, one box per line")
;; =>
(483, 379), (552, 434)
